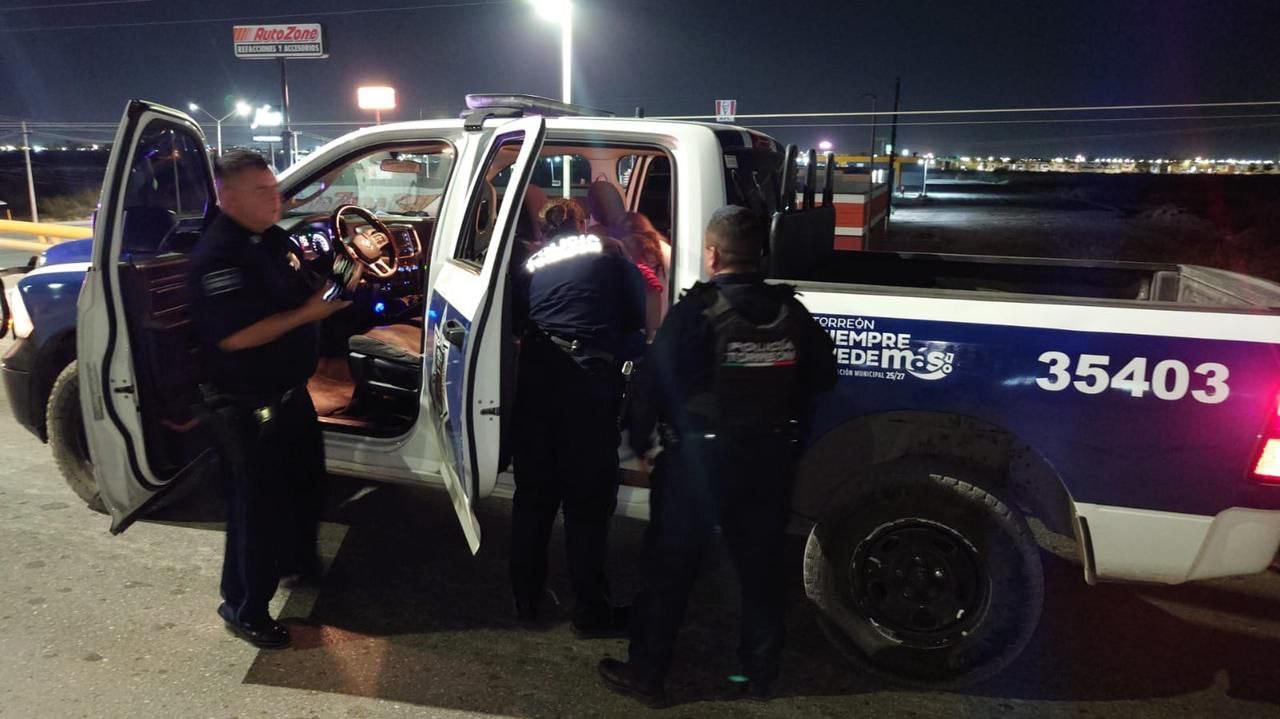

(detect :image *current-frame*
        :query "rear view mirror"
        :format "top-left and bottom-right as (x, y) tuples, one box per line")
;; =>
(380, 159), (422, 174)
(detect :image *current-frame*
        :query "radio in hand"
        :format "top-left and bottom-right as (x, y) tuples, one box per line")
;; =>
(312, 251), (362, 302)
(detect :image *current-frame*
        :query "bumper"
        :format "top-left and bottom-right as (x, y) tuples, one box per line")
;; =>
(1, 338), (42, 439)
(1077, 502), (1280, 584)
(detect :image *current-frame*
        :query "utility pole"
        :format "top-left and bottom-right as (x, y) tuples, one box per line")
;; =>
(884, 77), (902, 240)
(279, 57), (295, 167)
(21, 121), (38, 223)
(862, 93), (877, 178)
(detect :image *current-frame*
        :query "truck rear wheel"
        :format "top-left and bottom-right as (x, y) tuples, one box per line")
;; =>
(803, 457), (1043, 688)
(47, 362), (105, 513)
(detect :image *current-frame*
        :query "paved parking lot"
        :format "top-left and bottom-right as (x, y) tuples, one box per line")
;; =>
(2, 337), (1280, 718)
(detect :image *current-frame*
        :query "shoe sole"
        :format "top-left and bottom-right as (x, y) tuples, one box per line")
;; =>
(222, 621), (291, 649)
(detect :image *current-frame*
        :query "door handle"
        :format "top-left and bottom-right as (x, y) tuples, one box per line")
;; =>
(443, 319), (467, 348)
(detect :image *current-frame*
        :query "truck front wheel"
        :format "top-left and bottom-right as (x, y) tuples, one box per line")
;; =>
(47, 362), (104, 513)
(803, 458), (1043, 687)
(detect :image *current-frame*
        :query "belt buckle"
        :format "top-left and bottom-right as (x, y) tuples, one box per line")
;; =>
(254, 405), (274, 424)
(569, 338), (583, 355)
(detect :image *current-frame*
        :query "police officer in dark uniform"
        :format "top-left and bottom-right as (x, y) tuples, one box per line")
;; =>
(598, 205), (837, 705)
(509, 200), (647, 636)
(187, 150), (349, 648)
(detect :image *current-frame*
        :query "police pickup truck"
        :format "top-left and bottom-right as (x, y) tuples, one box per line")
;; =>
(5, 95), (1280, 687)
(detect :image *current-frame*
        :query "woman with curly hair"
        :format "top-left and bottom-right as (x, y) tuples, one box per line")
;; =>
(616, 212), (671, 340)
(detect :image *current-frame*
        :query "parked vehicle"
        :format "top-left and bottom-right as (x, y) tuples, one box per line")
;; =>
(6, 96), (1280, 686)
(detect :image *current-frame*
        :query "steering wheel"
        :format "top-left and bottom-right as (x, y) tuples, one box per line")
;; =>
(331, 205), (399, 280)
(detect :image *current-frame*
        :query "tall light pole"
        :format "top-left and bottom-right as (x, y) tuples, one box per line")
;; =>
(531, 0), (572, 196)
(188, 100), (252, 156)
(862, 92), (877, 182)
(21, 121), (37, 222)
(531, 0), (572, 103)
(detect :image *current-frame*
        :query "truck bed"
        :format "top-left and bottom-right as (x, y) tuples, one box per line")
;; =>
(793, 250), (1280, 310)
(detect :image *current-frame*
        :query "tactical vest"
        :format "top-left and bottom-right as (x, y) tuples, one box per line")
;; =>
(684, 283), (802, 432)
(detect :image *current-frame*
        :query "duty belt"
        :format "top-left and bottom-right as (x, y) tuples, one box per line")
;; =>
(543, 332), (617, 365)
(199, 383), (301, 425)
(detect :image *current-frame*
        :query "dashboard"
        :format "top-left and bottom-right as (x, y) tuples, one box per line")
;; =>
(280, 213), (433, 300)
(294, 224), (333, 260)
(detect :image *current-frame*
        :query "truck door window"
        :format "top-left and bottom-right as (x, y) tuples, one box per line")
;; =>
(617, 155), (638, 188)
(495, 153), (590, 195)
(121, 124), (212, 253)
(635, 155), (672, 236)
(456, 132), (527, 265)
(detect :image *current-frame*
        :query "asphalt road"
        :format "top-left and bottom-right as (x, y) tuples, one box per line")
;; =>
(3, 353), (1280, 716)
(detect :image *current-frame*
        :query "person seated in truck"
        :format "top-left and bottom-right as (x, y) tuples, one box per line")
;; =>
(616, 211), (671, 341)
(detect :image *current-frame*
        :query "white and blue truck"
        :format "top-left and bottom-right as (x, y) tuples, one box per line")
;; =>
(4, 95), (1280, 686)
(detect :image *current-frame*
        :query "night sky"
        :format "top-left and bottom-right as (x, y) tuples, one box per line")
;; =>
(2, 0), (1279, 157)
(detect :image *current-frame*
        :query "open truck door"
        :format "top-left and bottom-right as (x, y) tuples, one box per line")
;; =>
(78, 100), (218, 533)
(424, 116), (547, 553)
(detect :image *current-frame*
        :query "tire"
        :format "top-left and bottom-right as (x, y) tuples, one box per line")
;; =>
(46, 361), (105, 513)
(803, 457), (1043, 688)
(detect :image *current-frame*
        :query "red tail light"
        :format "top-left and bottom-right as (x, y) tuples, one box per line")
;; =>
(1251, 394), (1280, 485)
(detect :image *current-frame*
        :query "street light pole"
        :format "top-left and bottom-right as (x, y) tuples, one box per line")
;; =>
(561, 6), (572, 197)
(532, 0), (573, 197)
(21, 121), (37, 223)
(189, 101), (252, 156)
(561, 5), (572, 104)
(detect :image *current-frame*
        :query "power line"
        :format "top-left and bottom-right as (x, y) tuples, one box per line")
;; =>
(8, 111), (1280, 132)
(0, 0), (514, 32)
(747, 112), (1280, 129)
(0, 0), (151, 11)
(655, 100), (1280, 121)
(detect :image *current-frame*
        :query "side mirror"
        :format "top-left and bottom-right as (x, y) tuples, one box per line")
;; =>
(0, 276), (10, 340)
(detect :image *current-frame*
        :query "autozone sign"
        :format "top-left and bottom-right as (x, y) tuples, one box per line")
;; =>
(233, 23), (328, 59)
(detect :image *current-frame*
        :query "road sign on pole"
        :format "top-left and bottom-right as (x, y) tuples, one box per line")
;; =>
(715, 99), (737, 123)
(235, 23), (326, 168)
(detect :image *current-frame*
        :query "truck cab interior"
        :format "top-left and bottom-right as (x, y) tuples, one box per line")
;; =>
(286, 136), (677, 438)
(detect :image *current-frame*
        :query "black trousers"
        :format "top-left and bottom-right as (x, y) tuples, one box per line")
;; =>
(628, 435), (795, 685)
(509, 341), (622, 624)
(208, 388), (325, 624)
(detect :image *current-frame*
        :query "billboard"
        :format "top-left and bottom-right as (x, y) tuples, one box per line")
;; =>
(233, 24), (327, 59)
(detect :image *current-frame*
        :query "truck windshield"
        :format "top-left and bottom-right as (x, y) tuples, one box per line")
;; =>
(284, 143), (455, 217)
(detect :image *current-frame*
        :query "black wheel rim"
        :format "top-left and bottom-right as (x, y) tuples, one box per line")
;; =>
(848, 519), (989, 649)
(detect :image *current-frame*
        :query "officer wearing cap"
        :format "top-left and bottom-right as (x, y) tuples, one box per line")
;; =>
(509, 199), (647, 637)
(598, 205), (837, 705)
(187, 149), (349, 649)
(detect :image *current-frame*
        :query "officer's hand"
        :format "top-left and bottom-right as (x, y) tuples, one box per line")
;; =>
(300, 289), (352, 321)
(641, 447), (661, 468)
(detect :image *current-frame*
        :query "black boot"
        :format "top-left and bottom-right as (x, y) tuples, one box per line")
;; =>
(597, 657), (666, 708)
(217, 603), (290, 649)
